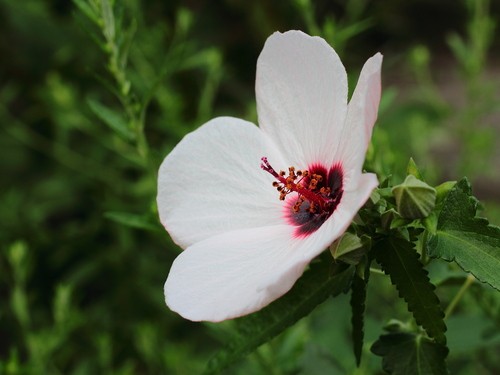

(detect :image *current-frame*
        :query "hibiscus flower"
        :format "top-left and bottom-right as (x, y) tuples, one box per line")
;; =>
(158, 30), (382, 322)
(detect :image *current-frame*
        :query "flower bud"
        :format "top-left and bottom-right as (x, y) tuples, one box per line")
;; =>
(330, 232), (371, 265)
(392, 175), (436, 219)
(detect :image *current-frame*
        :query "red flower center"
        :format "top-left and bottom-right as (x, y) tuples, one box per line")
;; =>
(261, 157), (344, 236)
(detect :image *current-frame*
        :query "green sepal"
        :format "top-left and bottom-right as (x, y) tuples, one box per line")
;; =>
(373, 236), (447, 344)
(369, 189), (381, 205)
(406, 157), (424, 180)
(435, 181), (456, 203)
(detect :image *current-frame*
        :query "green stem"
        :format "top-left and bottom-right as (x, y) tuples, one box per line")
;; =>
(98, 0), (152, 165)
(421, 230), (429, 265)
(444, 274), (475, 320)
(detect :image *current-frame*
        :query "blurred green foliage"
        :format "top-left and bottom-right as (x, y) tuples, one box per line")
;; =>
(0, 0), (499, 374)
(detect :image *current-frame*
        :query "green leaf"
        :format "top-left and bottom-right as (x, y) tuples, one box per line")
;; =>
(350, 263), (368, 366)
(204, 262), (355, 374)
(427, 178), (500, 291)
(104, 211), (161, 232)
(87, 98), (135, 141)
(371, 332), (448, 375)
(374, 237), (446, 344)
(73, 0), (100, 26)
(100, 0), (116, 41)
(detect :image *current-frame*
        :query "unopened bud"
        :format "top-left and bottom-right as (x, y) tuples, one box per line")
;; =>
(330, 232), (371, 265)
(392, 175), (436, 219)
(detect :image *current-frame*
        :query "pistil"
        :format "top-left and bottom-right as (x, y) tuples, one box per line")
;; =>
(260, 157), (334, 213)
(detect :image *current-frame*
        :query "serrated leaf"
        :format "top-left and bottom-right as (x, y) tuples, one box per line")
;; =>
(104, 211), (161, 232)
(371, 332), (449, 375)
(87, 98), (135, 141)
(350, 265), (368, 366)
(374, 237), (446, 344)
(204, 262), (355, 374)
(426, 178), (500, 291)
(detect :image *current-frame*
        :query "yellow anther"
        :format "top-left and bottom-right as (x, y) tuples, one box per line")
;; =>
(319, 187), (331, 195)
(312, 174), (323, 182)
(309, 179), (318, 189)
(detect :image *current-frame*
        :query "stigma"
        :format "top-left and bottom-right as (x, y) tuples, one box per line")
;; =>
(261, 157), (344, 235)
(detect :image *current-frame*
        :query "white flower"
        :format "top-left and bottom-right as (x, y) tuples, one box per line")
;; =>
(157, 30), (382, 322)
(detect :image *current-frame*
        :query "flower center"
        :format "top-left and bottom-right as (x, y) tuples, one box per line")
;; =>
(260, 157), (344, 235)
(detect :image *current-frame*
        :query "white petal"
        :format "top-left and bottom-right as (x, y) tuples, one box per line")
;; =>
(165, 224), (337, 322)
(256, 30), (348, 168)
(319, 173), (378, 243)
(165, 174), (378, 322)
(340, 172), (379, 202)
(164, 176), (378, 323)
(336, 53), (382, 187)
(157, 117), (286, 249)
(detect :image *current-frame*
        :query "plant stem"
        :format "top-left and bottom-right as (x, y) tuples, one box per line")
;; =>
(421, 231), (429, 264)
(444, 274), (475, 320)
